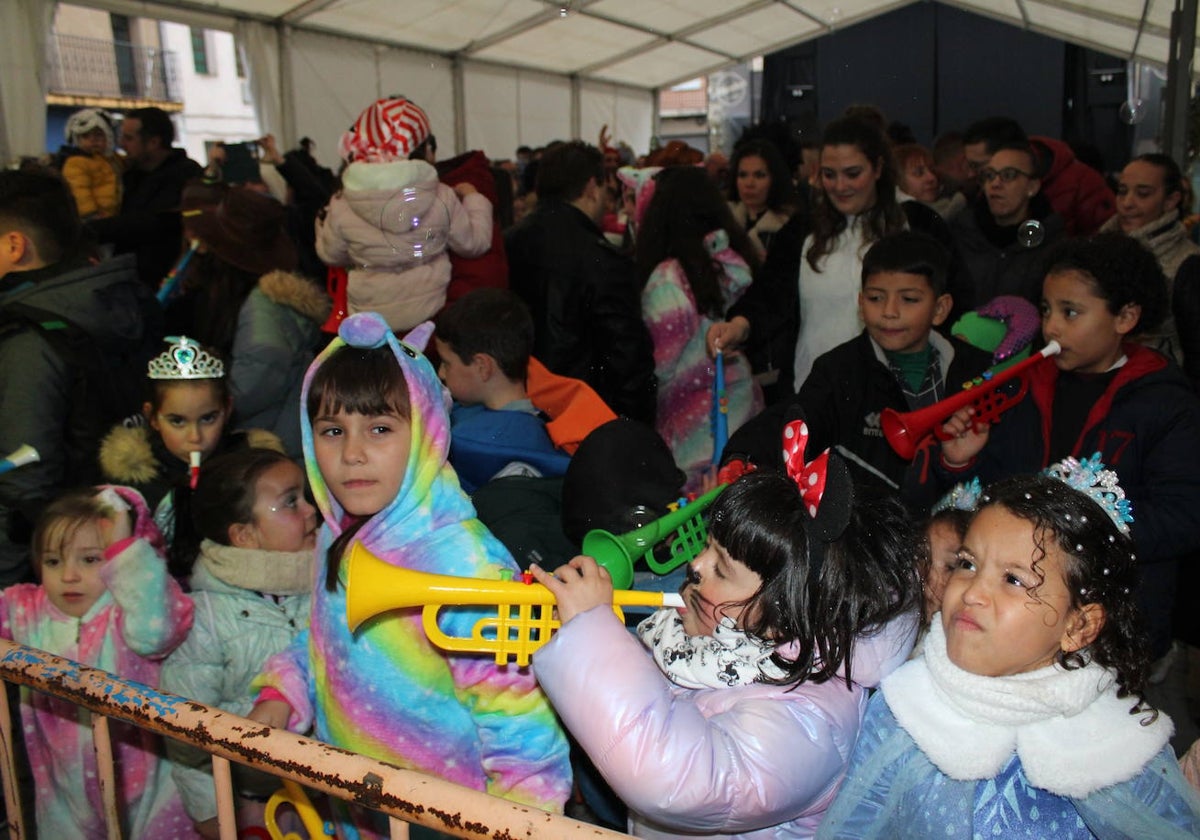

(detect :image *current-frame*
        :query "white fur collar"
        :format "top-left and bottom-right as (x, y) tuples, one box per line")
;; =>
(342, 158), (437, 192)
(882, 619), (1171, 798)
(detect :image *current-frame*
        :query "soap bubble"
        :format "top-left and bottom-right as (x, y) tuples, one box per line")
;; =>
(1017, 219), (1044, 249)
(1118, 98), (1146, 125)
(378, 185), (449, 262)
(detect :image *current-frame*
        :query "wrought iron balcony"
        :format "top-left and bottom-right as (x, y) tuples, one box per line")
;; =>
(46, 32), (181, 104)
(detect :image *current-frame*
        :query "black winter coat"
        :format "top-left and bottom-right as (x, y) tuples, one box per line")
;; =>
(728, 200), (969, 399)
(723, 331), (992, 499)
(505, 201), (657, 423)
(89, 148), (203, 288)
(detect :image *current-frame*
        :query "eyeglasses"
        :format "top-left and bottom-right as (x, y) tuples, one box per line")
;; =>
(980, 167), (1034, 184)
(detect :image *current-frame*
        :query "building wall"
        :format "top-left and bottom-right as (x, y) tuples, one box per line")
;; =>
(160, 22), (259, 165)
(53, 5), (112, 39)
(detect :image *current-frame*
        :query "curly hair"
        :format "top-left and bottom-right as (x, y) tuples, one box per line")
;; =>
(706, 472), (920, 688)
(727, 138), (796, 214)
(635, 166), (760, 317)
(1044, 232), (1167, 335)
(807, 116), (906, 272)
(979, 474), (1151, 717)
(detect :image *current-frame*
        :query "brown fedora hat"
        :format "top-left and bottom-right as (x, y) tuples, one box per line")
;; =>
(184, 185), (298, 276)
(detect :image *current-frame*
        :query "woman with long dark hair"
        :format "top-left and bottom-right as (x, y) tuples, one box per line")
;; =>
(726, 138), (797, 261)
(708, 114), (959, 399)
(1103, 152), (1200, 377)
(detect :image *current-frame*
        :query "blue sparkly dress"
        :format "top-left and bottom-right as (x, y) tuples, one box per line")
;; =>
(817, 623), (1200, 839)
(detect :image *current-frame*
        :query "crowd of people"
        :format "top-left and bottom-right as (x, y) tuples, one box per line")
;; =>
(1, 92), (1200, 838)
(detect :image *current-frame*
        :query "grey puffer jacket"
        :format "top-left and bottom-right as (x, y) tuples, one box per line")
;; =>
(230, 271), (329, 459)
(160, 546), (311, 822)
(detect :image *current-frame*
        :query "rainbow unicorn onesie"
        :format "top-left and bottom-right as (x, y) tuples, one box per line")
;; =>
(252, 312), (571, 838)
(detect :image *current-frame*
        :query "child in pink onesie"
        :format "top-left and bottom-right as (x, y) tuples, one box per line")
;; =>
(2, 485), (195, 838)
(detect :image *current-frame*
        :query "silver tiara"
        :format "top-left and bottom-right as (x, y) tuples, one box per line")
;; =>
(1045, 453), (1133, 535)
(147, 336), (225, 380)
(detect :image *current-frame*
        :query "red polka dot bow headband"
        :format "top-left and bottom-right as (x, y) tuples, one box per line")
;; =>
(783, 420), (830, 517)
(782, 418), (854, 543)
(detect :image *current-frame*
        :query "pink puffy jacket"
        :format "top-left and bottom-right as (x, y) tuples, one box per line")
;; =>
(316, 158), (492, 331)
(534, 606), (917, 839)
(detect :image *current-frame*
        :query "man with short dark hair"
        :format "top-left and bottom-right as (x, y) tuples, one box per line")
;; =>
(90, 106), (202, 288)
(961, 117), (1028, 197)
(950, 141), (1064, 309)
(0, 169), (160, 583)
(961, 115), (1114, 235)
(505, 140), (656, 423)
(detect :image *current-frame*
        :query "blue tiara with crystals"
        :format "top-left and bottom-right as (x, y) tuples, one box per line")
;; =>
(147, 336), (225, 380)
(1044, 453), (1133, 535)
(931, 476), (983, 515)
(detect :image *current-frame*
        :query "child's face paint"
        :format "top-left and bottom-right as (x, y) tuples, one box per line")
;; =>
(241, 460), (319, 552)
(41, 521), (108, 618)
(678, 536), (763, 637)
(942, 505), (1082, 676)
(312, 407), (412, 518)
(147, 381), (229, 464)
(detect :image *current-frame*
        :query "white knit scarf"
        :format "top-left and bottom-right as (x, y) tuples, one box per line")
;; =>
(882, 619), (1171, 798)
(637, 608), (786, 689)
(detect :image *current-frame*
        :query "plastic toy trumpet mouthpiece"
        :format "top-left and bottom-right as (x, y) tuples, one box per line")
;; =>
(0, 445), (39, 476)
(189, 451), (202, 489)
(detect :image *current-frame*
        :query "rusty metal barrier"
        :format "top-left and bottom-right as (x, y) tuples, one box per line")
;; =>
(0, 638), (629, 840)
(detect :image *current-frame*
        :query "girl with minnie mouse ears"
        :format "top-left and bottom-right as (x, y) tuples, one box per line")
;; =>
(531, 419), (921, 838)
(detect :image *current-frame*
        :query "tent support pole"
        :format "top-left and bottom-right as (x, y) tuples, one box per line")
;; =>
(1162, 0), (1196, 164)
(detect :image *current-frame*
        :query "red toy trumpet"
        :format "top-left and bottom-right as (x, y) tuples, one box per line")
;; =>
(882, 341), (1061, 460)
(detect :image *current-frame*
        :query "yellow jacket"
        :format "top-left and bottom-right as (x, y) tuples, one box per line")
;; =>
(61, 152), (123, 219)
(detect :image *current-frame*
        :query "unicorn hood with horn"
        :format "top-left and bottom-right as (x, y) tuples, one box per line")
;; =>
(252, 312), (571, 821)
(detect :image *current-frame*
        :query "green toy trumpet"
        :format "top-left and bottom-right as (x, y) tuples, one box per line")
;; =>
(581, 484), (726, 590)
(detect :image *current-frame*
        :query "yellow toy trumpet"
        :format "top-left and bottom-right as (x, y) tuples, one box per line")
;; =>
(265, 779), (329, 839)
(345, 543), (684, 666)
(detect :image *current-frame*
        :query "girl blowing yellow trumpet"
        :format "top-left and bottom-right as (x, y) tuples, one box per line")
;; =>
(248, 313), (571, 839)
(530, 420), (922, 838)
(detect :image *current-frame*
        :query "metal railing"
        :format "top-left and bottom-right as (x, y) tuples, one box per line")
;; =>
(0, 638), (628, 840)
(45, 33), (181, 103)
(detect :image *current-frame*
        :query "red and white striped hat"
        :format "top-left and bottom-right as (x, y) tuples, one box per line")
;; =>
(338, 97), (432, 163)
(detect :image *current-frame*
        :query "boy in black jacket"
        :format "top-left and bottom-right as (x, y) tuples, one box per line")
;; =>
(724, 230), (992, 497)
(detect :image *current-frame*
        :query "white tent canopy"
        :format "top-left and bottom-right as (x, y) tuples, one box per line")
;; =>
(3, 0), (1196, 163)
